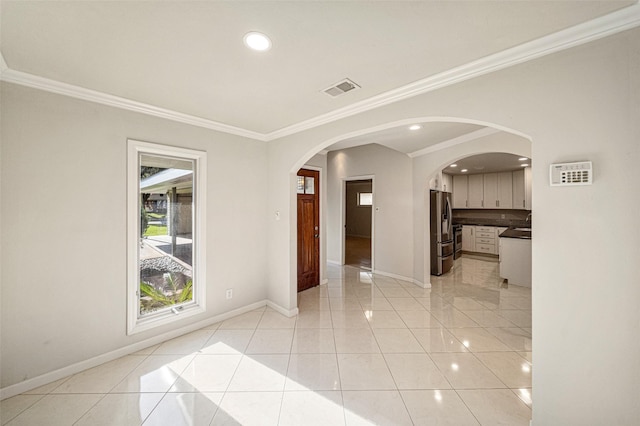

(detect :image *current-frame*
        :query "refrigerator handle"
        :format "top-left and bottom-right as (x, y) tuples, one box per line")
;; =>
(446, 196), (453, 236)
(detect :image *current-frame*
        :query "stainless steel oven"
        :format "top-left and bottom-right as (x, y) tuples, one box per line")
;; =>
(453, 224), (463, 260)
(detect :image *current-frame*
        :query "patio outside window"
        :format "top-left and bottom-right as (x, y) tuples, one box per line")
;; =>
(127, 140), (207, 334)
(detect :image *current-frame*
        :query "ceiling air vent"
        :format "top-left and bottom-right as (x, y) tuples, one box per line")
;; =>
(323, 79), (360, 97)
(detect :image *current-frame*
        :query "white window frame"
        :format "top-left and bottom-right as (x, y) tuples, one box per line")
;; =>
(127, 139), (207, 335)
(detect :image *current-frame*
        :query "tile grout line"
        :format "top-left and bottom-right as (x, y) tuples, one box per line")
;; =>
(1, 393), (46, 425)
(274, 310), (299, 425)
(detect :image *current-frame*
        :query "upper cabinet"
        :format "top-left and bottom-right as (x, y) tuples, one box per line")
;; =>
(497, 172), (513, 209)
(467, 174), (484, 208)
(483, 173), (498, 208)
(483, 172), (514, 209)
(452, 175), (468, 208)
(442, 173), (453, 193)
(512, 167), (532, 210)
(451, 168), (530, 210)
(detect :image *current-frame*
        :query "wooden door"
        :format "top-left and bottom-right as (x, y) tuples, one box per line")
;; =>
(297, 169), (320, 292)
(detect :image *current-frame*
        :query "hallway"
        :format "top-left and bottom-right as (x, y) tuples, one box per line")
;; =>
(344, 236), (372, 269)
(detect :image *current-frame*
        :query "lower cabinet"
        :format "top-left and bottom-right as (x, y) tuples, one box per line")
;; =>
(475, 226), (496, 254)
(462, 226), (475, 252)
(461, 225), (506, 255)
(499, 237), (532, 287)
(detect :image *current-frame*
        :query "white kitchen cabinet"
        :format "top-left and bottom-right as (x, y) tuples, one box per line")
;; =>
(442, 173), (453, 193)
(475, 226), (496, 254)
(496, 227), (508, 255)
(512, 169), (524, 208)
(483, 173), (498, 209)
(497, 172), (513, 209)
(454, 171), (521, 211)
(499, 236), (532, 287)
(525, 167), (532, 209)
(496, 227), (508, 239)
(462, 225), (475, 251)
(462, 225), (503, 255)
(512, 167), (532, 210)
(452, 175), (468, 208)
(483, 172), (513, 209)
(467, 174), (484, 208)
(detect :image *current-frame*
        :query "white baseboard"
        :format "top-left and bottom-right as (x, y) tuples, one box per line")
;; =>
(372, 269), (431, 288)
(413, 277), (432, 289)
(321, 279), (329, 285)
(266, 300), (299, 318)
(0, 299), (270, 400)
(327, 260), (342, 266)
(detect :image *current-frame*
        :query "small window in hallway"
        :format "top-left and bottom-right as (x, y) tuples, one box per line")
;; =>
(358, 192), (373, 206)
(127, 140), (207, 334)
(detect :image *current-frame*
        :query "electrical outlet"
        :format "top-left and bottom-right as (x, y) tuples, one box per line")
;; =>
(226, 289), (233, 299)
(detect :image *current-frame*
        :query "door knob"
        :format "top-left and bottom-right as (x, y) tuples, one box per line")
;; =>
(314, 234), (319, 238)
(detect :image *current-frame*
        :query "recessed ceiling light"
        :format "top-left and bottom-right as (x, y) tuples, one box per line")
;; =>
(449, 164), (457, 168)
(461, 169), (468, 173)
(409, 125), (422, 131)
(521, 163), (529, 167)
(243, 32), (271, 51)
(519, 157), (529, 161)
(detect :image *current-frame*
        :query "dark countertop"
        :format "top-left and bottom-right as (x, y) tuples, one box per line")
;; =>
(499, 228), (532, 239)
(454, 219), (531, 228)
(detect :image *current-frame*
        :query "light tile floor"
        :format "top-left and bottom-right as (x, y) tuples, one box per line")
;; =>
(1, 256), (532, 425)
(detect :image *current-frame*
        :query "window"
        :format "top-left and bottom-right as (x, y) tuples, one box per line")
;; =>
(127, 140), (206, 334)
(358, 192), (373, 206)
(297, 175), (315, 194)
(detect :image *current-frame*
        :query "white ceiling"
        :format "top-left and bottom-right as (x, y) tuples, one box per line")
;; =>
(1, 0), (635, 144)
(326, 121), (486, 155)
(443, 152), (531, 175)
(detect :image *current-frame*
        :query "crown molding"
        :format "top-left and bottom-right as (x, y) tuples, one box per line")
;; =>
(408, 127), (501, 158)
(265, 2), (640, 141)
(1, 3), (638, 143)
(0, 68), (267, 141)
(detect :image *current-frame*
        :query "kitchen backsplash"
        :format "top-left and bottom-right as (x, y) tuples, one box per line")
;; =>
(452, 209), (531, 228)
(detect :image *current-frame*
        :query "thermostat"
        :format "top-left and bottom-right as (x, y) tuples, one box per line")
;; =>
(550, 161), (592, 186)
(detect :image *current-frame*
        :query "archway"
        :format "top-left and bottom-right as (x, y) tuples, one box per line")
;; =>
(289, 116), (532, 306)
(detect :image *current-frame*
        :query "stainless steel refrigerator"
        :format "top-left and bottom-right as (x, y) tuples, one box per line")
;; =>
(430, 190), (454, 276)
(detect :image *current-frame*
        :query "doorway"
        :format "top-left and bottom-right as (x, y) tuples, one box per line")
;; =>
(344, 179), (373, 269)
(297, 168), (320, 292)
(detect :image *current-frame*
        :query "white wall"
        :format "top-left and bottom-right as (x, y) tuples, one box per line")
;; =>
(326, 144), (413, 280)
(267, 28), (640, 424)
(0, 83), (269, 389)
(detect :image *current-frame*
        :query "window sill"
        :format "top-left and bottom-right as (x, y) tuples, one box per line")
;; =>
(127, 303), (206, 335)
